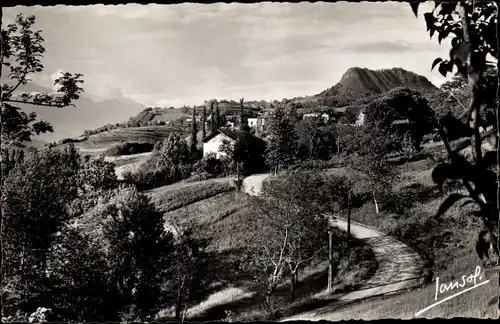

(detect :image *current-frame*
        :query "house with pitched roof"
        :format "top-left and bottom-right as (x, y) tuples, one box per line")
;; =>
(202, 128), (266, 158)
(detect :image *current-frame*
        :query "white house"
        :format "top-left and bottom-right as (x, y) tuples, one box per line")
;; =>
(247, 117), (265, 130)
(202, 128), (266, 158)
(247, 118), (258, 128)
(202, 130), (234, 158)
(355, 111), (365, 126)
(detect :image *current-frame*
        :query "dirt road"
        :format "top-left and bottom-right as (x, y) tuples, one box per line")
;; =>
(242, 173), (271, 196)
(282, 217), (428, 321)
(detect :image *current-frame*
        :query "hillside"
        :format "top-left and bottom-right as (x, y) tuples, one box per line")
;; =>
(54, 125), (189, 156)
(315, 67), (439, 107)
(124, 107), (189, 127)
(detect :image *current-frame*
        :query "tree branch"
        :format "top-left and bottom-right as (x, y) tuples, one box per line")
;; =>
(4, 67), (30, 98)
(458, 2), (483, 167)
(3, 98), (72, 108)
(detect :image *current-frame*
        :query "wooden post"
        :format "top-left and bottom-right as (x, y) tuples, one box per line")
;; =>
(347, 191), (352, 237)
(328, 230), (333, 292)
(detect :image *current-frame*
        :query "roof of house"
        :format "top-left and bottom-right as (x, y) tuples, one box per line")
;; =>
(202, 128), (266, 148)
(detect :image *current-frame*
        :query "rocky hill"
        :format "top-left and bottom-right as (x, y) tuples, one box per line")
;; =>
(315, 67), (439, 107)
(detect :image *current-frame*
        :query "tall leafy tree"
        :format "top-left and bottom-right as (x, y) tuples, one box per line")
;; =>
(1, 14), (84, 149)
(295, 117), (338, 161)
(265, 106), (299, 174)
(75, 186), (174, 321)
(2, 145), (81, 311)
(410, 1), (498, 261)
(165, 214), (210, 322)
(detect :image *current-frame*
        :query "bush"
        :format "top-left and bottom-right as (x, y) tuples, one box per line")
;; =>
(104, 141), (155, 156)
(59, 138), (75, 144)
(192, 153), (230, 178)
(123, 164), (194, 191)
(122, 134), (196, 190)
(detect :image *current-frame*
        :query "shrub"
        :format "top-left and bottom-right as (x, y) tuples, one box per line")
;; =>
(123, 134), (195, 190)
(104, 141), (155, 156)
(59, 138), (75, 144)
(192, 153), (230, 178)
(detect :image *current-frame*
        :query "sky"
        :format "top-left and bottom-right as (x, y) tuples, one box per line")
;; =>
(3, 2), (453, 107)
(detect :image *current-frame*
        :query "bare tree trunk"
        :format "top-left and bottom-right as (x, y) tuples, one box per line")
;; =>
(289, 272), (296, 301)
(264, 287), (276, 319)
(175, 279), (185, 322)
(373, 192), (380, 214)
(181, 300), (188, 322)
(347, 192), (352, 236)
(236, 162), (240, 191)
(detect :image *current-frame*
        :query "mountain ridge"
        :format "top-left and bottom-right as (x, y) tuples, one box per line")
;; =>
(315, 67), (439, 107)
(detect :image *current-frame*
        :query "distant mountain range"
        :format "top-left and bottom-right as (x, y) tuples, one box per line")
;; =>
(6, 82), (147, 142)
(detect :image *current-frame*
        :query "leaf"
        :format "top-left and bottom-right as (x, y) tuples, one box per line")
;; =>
(460, 199), (476, 208)
(431, 58), (443, 71)
(435, 194), (470, 218)
(438, 25), (453, 44)
(430, 27), (436, 39)
(410, 2), (420, 17)
(424, 12), (436, 31)
(438, 61), (450, 77)
(438, 2), (458, 16)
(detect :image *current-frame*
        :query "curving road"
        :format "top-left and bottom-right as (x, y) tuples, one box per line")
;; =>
(282, 217), (429, 321)
(240, 172), (429, 321)
(242, 173), (272, 196)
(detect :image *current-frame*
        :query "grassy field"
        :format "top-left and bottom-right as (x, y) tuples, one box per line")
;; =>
(147, 178), (235, 213)
(156, 191), (378, 321)
(324, 158), (498, 319)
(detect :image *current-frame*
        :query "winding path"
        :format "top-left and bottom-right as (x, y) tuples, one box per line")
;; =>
(241, 173), (429, 321)
(242, 173), (271, 196)
(282, 218), (429, 321)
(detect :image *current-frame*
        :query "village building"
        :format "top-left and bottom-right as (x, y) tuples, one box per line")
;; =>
(247, 116), (265, 131)
(202, 128), (266, 158)
(303, 112), (331, 122)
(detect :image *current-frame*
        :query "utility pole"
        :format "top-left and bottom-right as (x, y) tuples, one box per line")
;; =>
(328, 230), (333, 292)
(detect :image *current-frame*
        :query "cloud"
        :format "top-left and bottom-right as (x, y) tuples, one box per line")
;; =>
(4, 2), (452, 112)
(50, 70), (65, 91)
(157, 98), (188, 108)
(341, 40), (431, 53)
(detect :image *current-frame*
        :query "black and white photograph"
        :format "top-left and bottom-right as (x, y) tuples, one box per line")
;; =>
(1, 1), (499, 322)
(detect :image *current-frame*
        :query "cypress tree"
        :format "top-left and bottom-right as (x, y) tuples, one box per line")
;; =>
(210, 101), (215, 133)
(202, 105), (207, 139)
(215, 101), (220, 129)
(191, 108), (198, 154)
(239, 97), (246, 131)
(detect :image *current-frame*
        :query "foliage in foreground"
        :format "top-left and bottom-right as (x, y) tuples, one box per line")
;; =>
(410, 0), (499, 262)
